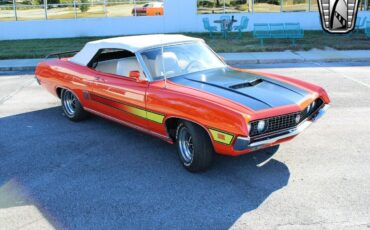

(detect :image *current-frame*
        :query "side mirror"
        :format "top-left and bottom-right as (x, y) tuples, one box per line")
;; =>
(129, 70), (141, 81)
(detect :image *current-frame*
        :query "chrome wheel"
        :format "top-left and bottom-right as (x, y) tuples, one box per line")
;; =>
(63, 90), (77, 116)
(178, 126), (194, 165)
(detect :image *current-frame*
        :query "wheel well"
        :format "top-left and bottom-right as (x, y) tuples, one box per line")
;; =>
(165, 118), (179, 141)
(56, 87), (63, 98)
(165, 118), (212, 143)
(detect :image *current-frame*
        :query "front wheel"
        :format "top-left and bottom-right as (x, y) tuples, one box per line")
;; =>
(176, 121), (214, 172)
(61, 89), (88, 122)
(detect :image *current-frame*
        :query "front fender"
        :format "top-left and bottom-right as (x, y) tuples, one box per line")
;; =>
(146, 82), (249, 154)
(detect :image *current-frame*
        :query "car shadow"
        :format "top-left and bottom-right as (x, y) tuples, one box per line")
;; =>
(0, 107), (290, 229)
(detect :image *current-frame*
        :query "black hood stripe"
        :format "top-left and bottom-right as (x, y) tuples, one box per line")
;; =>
(170, 68), (309, 111)
(262, 78), (306, 97)
(185, 77), (274, 108)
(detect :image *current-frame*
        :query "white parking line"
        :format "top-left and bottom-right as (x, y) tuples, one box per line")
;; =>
(0, 78), (35, 105)
(312, 62), (370, 88)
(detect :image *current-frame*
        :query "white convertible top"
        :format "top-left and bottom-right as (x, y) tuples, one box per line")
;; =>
(70, 34), (203, 66)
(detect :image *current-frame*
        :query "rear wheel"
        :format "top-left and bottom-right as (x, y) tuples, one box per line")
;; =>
(176, 121), (214, 172)
(61, 89), (88, 121)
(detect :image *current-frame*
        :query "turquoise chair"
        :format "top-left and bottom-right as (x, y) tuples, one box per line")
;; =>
(202, 18), (218, 38)
(365, 21), (370, 37)
(233, 16), (249, 38)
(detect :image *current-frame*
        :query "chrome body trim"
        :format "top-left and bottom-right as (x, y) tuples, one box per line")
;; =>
(84, 107), (173, 143)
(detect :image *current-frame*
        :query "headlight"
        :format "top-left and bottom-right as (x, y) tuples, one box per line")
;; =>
(257, 120), (267, 133)
(306, 104), (311, 113)
(311, 101), (316, 110)
(295, 114), (301, 123)
(247, 123), (251, 132)
(306, 101), (316, 113)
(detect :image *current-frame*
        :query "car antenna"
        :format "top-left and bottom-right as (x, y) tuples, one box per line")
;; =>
(161, 45), (167, 89)
(161, 8), (167, 89)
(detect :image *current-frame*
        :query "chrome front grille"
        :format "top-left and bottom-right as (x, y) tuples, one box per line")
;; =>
(249, 98), (324, 138)
(249, 112), (300, 136)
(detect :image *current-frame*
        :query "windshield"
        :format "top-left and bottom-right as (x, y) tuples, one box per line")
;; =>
(140, 42), (225, 80)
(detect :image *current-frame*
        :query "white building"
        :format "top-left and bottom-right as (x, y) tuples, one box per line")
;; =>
(0, 0), (369, 40)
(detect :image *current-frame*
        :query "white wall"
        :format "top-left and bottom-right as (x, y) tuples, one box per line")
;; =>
(0, 0), (369, 40)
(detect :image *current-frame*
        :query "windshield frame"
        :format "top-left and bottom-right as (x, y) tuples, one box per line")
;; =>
(136, 41), (227, 82)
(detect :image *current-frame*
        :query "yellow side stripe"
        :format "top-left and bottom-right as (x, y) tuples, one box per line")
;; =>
(126, 105), (164, 124)
(147, 111), (165, 124)
(209, 129), (234, 145)
(90, 93), (165, 124)
(126, 106), (147, 119)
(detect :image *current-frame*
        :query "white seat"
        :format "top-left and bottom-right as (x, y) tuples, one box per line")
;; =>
(154, 52), (181, 78)
(116, 57), (145, 80)
(95, 60), (117, 75)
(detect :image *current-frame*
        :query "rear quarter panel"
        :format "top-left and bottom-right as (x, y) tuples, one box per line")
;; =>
(35, 60), (96, 108)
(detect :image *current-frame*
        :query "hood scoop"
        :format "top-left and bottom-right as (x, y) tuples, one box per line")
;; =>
(229, 78), (263, 89)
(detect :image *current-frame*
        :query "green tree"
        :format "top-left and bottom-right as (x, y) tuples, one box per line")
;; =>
(32, 0), (60, 4)
(79, 0), (89, 12)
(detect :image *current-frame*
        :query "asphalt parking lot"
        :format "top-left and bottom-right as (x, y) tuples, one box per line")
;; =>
(0, 62), (369, 230)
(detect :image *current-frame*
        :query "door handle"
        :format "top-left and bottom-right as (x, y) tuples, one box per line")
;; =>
(95, 77), (105, 82)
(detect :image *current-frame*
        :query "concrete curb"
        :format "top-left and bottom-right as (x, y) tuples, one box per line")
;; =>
(0, 50), (370, 71)
(220, 50), (370, 65)
(0, 66), (37, 71)
(225, 57), (370, 65)
(0, 59), (43, 72)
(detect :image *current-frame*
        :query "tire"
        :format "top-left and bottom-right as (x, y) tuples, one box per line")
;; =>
(61, 89), (88, 122)
(176, 121), (214, 172)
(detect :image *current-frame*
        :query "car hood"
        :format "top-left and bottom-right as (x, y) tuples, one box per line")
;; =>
(169, 67), (310, 111)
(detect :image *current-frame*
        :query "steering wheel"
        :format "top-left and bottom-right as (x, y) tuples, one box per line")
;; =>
(185, 60), (203, 72)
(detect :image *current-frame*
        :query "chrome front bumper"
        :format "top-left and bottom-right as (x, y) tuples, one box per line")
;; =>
(234, 104), (330, 151)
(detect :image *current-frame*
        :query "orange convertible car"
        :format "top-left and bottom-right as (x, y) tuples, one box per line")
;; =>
(132, 2), (163, 16)
(35, 35), (330, 172)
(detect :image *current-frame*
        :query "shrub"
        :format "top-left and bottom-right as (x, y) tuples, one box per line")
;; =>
(31, 0), (60, 4)
(257, 0), (280, 5)
(238, 4), (248, 10)
(79, 0), (89, 12)
(22, 0), (32, 5)
(197, 0), (214, 7)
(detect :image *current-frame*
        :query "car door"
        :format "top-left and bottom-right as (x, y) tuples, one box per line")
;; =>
(87, 50), (150, 129)
(90, 71), (149, 129)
